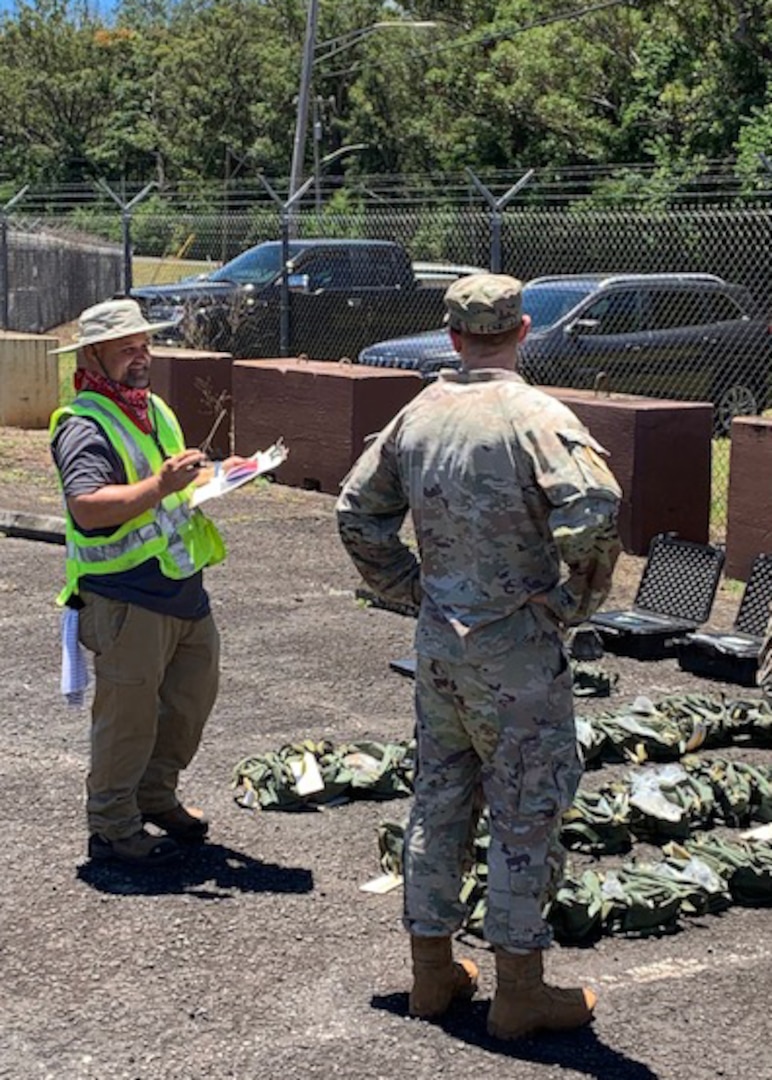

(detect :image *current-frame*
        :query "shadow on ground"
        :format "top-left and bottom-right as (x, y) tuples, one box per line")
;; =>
(372, 993), (660, 1079)
(75, 841), (314, 898)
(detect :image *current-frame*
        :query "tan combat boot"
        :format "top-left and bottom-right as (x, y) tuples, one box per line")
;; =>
(487, 948), (597, 1040)
(409, 935), (479, 1018)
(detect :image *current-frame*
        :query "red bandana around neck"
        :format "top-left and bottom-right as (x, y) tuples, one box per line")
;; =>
(74, 369), (152, 433)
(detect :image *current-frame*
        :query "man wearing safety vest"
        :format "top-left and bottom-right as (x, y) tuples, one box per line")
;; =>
(50, 298), (246, 868)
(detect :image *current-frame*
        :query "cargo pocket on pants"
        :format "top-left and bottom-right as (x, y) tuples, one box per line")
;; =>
(79, 595), (146, 685)
(517, 661), (580, 822)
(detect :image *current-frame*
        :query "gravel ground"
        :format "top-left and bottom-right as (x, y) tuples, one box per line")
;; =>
(1, 427), (771, 1080)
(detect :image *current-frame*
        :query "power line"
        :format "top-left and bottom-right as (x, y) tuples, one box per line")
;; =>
(322, 0), (637, 79)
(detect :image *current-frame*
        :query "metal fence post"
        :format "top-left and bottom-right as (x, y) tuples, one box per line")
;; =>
(280, 206), (291, 356)
(491, 210), (503, 274)
(121, 207), (133, 293)
(465, 168), (535, 273)
(257, 171), (316, 356)
(0, 186), (29, 330)
(0, 213), (8, 331)
(96, 179), (156, 295)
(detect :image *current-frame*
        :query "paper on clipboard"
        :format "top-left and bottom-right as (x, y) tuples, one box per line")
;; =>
(190, 438), (289, 507)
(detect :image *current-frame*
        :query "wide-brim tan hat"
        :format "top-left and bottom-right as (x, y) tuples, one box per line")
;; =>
(49, 297), (177, 354)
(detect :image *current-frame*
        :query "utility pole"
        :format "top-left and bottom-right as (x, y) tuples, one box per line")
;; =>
(289, 12), (436, 207)
(313, 97), (322, 212)
(288, 0), (320, 203)
(222, 145), (231, 264)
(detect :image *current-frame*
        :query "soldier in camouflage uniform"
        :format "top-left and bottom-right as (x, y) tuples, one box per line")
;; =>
(336, 273), (621, 1040)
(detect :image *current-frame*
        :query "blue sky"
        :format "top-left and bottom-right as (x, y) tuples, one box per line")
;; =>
(0, 1), (116, 16)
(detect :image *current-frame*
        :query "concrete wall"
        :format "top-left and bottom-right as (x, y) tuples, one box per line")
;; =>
(725, 417), (772, 581)
(149, 346), (234, 458)
(543, 388), (713, 555)
(231, 359), (423, 493)
(0, 331), (60, 428)
(3, 229), (123, 333)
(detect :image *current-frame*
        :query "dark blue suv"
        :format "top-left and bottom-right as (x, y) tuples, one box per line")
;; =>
(356, 273), (772, 434)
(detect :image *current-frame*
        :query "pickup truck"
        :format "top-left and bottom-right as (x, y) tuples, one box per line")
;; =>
(131, 239), (480, 360)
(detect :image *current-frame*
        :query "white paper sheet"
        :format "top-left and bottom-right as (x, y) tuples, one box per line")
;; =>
(190, 439), (288, 507)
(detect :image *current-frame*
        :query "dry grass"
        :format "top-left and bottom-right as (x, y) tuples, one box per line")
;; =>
(711, 437), (731, 531)
(0, 425), (58, 487)
(133, 255), (214, 287)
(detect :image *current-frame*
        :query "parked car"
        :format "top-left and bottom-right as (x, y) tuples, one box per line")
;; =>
(356, 272), (772, 434)
(131, 239), (477, 361)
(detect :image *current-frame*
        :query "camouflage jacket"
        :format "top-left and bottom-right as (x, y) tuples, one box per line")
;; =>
(336, 369), (622, 660)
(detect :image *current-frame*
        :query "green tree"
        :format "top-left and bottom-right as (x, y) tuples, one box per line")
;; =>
(0, 0), (771, 195)
(0, 0), (134, 183)
(619, 1), (772, 168)
(340, 0), (642, 173)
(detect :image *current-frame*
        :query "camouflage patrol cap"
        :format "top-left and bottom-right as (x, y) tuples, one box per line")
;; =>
(444, 272), (524, 334)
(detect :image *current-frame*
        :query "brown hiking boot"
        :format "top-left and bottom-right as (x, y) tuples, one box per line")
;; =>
(487, 949), (597, 1040)
(88, 828), (181, 867)
(409, 935), (479, 1018)
(142, 804), (209, 843)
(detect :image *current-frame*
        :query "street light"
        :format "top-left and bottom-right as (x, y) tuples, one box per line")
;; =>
(314, 140), (368, 211)
(288, 5), (437, 202)
(314, 20), (439, 63)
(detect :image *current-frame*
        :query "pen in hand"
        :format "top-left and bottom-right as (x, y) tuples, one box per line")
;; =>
(185, 454), (213, 473)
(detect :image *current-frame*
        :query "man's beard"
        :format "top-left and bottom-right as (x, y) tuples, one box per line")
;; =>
(123, 366), (151, 388)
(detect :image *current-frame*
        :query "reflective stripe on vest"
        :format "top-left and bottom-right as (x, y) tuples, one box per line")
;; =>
(75, 395), (156, 481)
(50, 392), (225, 602)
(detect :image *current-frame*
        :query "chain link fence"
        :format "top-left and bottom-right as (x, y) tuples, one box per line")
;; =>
(7, 197), (772, 530)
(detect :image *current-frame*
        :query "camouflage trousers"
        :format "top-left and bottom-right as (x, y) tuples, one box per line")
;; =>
(758, 616), (772, 701)
(403, 616), (580, 951)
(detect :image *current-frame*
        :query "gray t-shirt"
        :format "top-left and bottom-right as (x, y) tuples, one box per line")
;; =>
(52, 415), (210, 620)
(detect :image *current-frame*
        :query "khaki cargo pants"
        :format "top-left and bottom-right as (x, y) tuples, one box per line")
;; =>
(78, 591), (220, 840)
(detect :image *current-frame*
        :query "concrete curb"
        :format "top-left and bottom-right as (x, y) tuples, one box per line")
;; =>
(0, 509), (65, 545)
